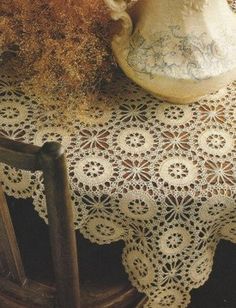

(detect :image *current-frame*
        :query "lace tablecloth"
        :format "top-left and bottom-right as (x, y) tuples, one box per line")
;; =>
(1, 72), (236, 308)
(0, 4), (236, 304)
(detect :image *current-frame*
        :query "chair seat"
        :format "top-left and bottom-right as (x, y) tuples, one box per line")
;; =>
(1, 196), (143, 308)
(78, 234), (143, 308)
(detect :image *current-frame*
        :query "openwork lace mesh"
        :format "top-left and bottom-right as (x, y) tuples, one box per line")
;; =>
(0, 3), (236, 306)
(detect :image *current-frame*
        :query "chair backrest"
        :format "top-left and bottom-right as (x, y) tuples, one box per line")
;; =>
(0, 137), (80, 308)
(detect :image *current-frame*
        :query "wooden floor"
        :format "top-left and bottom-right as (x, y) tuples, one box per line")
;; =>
(5, 196), (236, 308)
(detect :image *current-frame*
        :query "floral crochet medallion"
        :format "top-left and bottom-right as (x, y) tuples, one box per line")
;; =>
(0, 70), (236, 307)
(0, 2), (236, 307)
(104, 0), (236, 104)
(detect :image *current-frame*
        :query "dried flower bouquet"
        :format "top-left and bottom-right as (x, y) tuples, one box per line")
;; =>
(0, 0), (137, 110)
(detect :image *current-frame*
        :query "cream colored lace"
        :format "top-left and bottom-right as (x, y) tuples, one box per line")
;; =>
(0, 2), (236, 307)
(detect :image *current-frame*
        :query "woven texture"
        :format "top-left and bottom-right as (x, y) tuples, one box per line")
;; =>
(0, 4), (236, 307)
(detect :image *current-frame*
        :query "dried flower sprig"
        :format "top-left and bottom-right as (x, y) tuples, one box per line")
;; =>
(0, 0), (133, 110)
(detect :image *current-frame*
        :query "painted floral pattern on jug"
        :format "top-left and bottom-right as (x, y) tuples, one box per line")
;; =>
(127, 26), (236, 80)
(105, 0), (236, 103)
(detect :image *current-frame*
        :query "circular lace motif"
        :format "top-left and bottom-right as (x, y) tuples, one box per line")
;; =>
(121, 159), (152, 182)
(199, 104), (225, 124)
(79, 129), (110, 150)
(199, 195), (234, 221)
(205, 160), (235, 186)
(159, 227), (191, 255)
(159, 259), (184, 287)
(145, 287), (191, 308)
(33, 127), (72, 148)
(81, 194), (113, 216)
(155, 104), (192, 126)
(161, 131), (190, 151)
(0, 101), (28, 126)
(0, 128), (26, 141)
(119, 103), (148, 123)
(189, 249), (214, 287)
(1, 58), (236, 307)
(128, 224), (154, 251)
(75, 156), (113, 185)
(0, 164), (35, 198)
(164, 195), (194, 223)
(0, 77), (23, 97)
(116, 128), (155, 154)
(159, 157), (197, 186)
(119, 191), (158, 220)
(198, 129), (234, 156)
(221, 222), (236, 243)
(80, 216), (125, 244)
(123, 246), (156, 290)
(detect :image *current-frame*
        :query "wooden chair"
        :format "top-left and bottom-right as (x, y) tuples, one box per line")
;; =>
(0, 137), (143, 308)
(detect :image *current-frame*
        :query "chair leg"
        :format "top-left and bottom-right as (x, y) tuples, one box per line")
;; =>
(0, 187), (26, 285)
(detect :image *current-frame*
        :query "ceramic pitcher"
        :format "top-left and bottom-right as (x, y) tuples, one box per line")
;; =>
(104, 0), (236, 104)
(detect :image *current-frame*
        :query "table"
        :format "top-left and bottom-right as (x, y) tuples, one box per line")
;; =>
(1, 71), (235, 308)
(1, 3), (236, 300)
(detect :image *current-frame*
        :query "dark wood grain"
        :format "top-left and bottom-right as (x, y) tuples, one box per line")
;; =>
(0, 137), (40, 172)
(0, 187), (26, 285)
(0, 137), (144, 307)
(0, 138), (80, 307)
(0, 276), (55, 307)
(39, 142), (80, 308)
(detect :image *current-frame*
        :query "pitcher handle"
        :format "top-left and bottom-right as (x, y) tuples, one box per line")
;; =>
(104, 0), (133, 43)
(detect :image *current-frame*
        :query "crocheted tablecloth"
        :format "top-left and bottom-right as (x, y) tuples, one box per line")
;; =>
(0, 4), (236, 306)
(1, 72), (236, 308)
